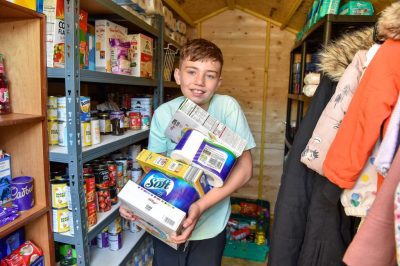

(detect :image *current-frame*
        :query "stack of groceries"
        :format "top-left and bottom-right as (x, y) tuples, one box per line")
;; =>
(118, 98), (247, 249)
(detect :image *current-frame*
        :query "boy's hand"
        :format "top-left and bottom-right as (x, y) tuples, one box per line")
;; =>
(170, 202), (202, 244)
(119, 206), (138, 221)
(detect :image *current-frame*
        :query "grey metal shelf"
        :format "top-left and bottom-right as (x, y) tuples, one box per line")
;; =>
(49, 129), (149, 163)
(47, 68), (158, 87)
(80, 0), (158, 37)
(90, 230), (146, 266)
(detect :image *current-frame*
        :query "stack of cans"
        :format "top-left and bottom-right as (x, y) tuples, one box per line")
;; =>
(47, 96), (58, 145)
(131, 97), (153, 130)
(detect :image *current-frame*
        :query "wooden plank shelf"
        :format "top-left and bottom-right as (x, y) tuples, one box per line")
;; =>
(0, 114), (45, 127)
(0, 205), (49, 238)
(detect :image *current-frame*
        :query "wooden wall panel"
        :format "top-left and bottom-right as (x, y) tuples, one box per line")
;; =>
(201, 10), (295, 213)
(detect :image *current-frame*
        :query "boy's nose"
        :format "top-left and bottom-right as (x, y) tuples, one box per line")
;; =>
(195, 74), (205, 86)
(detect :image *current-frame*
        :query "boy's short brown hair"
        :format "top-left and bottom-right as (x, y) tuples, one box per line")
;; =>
(179, 38), (224, 71)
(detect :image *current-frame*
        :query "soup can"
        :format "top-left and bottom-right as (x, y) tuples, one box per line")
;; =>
(51, 179), (68, 209)
(48, 120), (59, 145)
(47, 96), (58, 109)
(52, 208), (70, 233)
(57, 97), (67, 122)
(81, 121), (92, 147)
(109, 232), (122, 251)
(90, 118), (101, 145)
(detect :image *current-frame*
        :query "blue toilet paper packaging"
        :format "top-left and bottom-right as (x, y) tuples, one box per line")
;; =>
(139, 170), (200, 213)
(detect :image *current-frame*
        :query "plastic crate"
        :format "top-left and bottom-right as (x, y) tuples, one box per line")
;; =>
(224, 240), (269, 262)
(223, 197), (270, 262)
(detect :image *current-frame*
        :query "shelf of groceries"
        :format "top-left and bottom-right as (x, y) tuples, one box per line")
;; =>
(54, 202), (122, 244)
(49, 129), (149, 163)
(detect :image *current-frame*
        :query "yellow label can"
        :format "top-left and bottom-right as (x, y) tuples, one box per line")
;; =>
(81, 121), (92, 147)
(48, 120), (59, 145)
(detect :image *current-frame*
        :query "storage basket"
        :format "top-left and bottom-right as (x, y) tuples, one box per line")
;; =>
(163, 44), (179, 81)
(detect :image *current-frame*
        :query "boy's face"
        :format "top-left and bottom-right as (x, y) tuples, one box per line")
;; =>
(174, 58), (222, 110)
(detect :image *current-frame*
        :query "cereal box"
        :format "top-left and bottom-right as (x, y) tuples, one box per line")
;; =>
(0, 153), (12, 206)
(95, 20), (128, 72)
(127, 33), (153, 78)
(79, 10), (88, 69)
(44, 0), (64, 68)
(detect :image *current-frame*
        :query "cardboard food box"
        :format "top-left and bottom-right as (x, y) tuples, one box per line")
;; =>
(95, 20), (128, 72)
(7, 0), (36, 10)
(127, 33), (153, 78)
(79, 10), (88, 69)
(44, 0), (64, 68)
(136, 149), (207, 196)
(0, 154), (12, 206)
(165, 98), (247, 158)
(118, 180), (185, 250)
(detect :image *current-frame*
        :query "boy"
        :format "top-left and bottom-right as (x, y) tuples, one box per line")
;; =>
(120, 38), (255, 266)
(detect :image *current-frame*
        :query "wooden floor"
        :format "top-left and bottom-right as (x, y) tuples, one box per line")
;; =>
(222, 256), (267, 266)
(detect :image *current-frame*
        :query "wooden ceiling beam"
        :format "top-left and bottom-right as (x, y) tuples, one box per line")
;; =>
(163, 0), (195, 27)
(194, 7), (229, 24)
(280, 0), (304, 30)
(226, 0), (235, 10)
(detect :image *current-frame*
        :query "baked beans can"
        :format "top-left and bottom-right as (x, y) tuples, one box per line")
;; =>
(48, 96), (58, 109)
(48, 120), (59, 145)
(52, 208), (70, 233)
(81, 121), (92, 147)
(84, 174), (96, 203)
(96, 188), (111, 212)
(115, 158), (128, 177)
(80, 96), (91, 122)
(51, 179), (68, 209)
(57, 96), (67, 122)
(129, 112), (141, 130)
(87, 201), (97, 227)
(108, 216), (122, 234)
(109, 185), (118, 205)
(57, 121), (67, 147)
(97, 227), (109, 248)
(99, 113), (111, 135)
(94, 166), (109, 189)
(106, 161), (117, 187)
(90, 118), (101, 145)
(109, 232), (122, 251)
(68, 210), (74, 235)
(47, 108), (58, 121)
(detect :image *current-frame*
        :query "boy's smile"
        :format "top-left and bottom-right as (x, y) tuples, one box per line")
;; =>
(174, 59), (222, 110)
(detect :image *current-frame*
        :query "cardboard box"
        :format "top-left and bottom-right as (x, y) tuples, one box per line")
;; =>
(7, 0), (36, 10)
(165, 98), (247, 157)
(95, 20), (128, 72)
(118, 180), (185, 249)
(127, 33), (153, 78)
(43, 0), (64, 68)
(0, 154), (12, 206)
(87, 24), (96, 71)
(136, 149), (206, 196)
(79, 10), (88, 69)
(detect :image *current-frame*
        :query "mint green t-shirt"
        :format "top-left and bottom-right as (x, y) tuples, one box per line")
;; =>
(148, 94), (256, 240)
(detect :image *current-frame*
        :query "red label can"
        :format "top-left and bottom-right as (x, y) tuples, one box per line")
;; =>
(107, 161), (117, 187)
(87, 201), (97, 227)
(129, 112), (141, 130)
(84, 174), (96, 203)
(96, 188), (111, 212)
(94, 166), (109, 189)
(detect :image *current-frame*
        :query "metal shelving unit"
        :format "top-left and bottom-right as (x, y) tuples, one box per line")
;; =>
(284, 14), (376, 155)
(48, 1), (181, 265)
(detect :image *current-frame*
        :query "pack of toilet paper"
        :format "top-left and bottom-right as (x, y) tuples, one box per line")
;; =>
(171, 129), (236, 188)
(165, 98), (247, 158)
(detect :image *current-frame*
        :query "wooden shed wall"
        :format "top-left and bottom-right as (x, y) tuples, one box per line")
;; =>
(199, 10), (295, 213)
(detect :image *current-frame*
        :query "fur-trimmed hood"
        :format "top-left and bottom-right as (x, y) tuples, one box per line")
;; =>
(377, 1), (400, 40)
(317, 27), (374, 81)
(318, 1), (400, 81)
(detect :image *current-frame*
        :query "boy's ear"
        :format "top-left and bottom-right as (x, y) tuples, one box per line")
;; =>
(174, 68), (181, 85)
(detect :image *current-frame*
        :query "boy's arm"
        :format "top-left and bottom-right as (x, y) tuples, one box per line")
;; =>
(170, 149), (253, 243)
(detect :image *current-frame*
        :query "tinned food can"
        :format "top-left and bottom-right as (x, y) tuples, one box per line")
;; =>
(90, 118), (101, 145)
(96, 188), (111, 212)
(108, 232), (122, 251)
(94, 166), (109, 189)
(58, 121), (67, 147)
(81, 121), (92, 147)
(48, 120), (59, 145)
(129, 112), (141, 130)
(108, 216), (122, 234)
(84, 174), (96, 203)
(57, 96), (67, 122)
(109, 185), (118, 205)
(51, 179), (68, 209)
(48, 96), (58, 109)
(97, 227), (109, 248)
(47, 108), (58, 121)
(87, 201), (97, 227)
(106, 161), (117, 187)
(52, 208), (70, 233)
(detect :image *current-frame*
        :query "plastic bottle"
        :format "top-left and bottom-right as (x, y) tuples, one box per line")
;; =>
(0, 54), (10, 114)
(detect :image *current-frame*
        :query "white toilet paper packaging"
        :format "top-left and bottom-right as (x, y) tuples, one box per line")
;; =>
(171, 129), (236, 187)
(165, 98), (247, 157)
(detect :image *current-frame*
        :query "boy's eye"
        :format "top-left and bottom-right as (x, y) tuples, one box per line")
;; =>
(186, 70), (196, 75)
(206, 74), (216, 79)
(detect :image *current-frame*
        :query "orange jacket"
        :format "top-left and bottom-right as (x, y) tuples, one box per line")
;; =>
(323, 39), (400, 189)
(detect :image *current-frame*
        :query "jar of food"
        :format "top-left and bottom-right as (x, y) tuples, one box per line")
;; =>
(99, 113), (111, 135)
